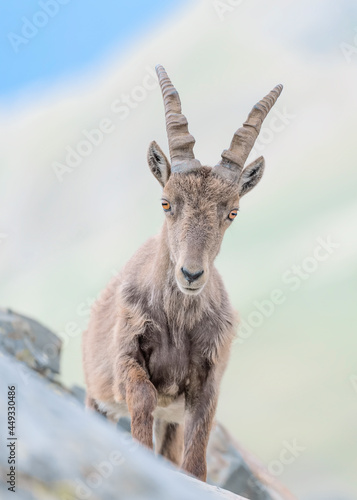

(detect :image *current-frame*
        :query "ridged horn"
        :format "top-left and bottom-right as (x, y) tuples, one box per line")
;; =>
(213, 84), (283, 182)
(156, 65), (201, 173)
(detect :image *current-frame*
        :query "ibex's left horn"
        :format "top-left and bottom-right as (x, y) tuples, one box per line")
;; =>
(213, 84), (283, 182)
(156, 65), (201, 173)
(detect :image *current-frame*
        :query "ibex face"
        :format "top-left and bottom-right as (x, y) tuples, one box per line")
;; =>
(157, 166), (240, 295)
(148, 65), (283, 295)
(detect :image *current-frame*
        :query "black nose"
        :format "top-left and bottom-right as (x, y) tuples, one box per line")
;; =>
(181, 267), (204, 284)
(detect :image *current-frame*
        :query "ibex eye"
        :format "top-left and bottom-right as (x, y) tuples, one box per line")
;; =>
(228, 209), (238, 221)
(162, 200), (171, 212)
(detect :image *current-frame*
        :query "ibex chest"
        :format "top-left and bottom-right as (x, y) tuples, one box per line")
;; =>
(139, 324), (207, 398)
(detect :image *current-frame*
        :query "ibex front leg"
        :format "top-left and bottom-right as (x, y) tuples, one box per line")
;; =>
(182, 369), (218, 481)
(121, 357), (157, 449)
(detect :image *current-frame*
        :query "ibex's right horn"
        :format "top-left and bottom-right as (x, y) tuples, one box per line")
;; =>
(156, 65), (201, 173)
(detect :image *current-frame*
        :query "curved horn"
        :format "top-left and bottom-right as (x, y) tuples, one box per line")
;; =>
(214, 84), (283, 182)
(156, 65), (201, 173)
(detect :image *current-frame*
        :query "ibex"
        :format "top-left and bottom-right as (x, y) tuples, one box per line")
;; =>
(82, 65), (283, 481)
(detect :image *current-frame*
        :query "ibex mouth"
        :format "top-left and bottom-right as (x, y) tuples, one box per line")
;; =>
(177, 282), (205, 296)
(183, 288), (203, 296)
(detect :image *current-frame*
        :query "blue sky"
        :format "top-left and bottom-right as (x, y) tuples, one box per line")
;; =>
(0, 0), (188, 101)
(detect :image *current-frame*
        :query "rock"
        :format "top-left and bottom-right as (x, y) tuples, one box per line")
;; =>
(0, 310), (296, 500)
(70, 384), (87, 404)
(207, 423), (296, 500)
(116, 419), (296, 500)
(0, 351), (245, 500)
(0, 308), (61, 377)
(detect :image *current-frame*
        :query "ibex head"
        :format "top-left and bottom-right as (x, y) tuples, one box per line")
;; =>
(148, 65), (283, 295)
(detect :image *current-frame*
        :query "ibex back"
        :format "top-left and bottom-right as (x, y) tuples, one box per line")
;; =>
(82, 65), (283, 481)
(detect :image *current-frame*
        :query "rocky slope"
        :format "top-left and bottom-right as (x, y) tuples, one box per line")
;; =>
(0, 308), (295, 500)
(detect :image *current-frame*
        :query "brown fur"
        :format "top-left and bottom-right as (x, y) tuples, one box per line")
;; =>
(82, 62), (282, 480)
(82, 167), (244, 481)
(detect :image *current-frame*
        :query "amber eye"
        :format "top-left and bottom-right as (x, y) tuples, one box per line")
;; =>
(228, 209), (238, 221)
(161, 200), (171, 212)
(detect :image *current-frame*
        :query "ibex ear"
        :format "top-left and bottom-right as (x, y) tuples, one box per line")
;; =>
(147, 141), (171, 187)
(238, 156), (265, 197)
